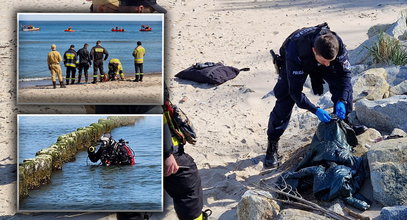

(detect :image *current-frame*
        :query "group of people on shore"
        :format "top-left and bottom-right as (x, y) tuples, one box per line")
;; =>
(47, 40), (146, 89)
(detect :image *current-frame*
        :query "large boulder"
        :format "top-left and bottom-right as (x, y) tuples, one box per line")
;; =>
(386, 16), (407, 40)
(356, 128), (382, 147)
(367, 138), (407, 206)
(276, 209), (328, 220)
(390, 80), (407, 96)
(352, 68), (390, 101)
(355, 95), (407, 133)
(380, 206), (407, 220)
(383, 66), (407, 87)
(237, 190), (280, 220)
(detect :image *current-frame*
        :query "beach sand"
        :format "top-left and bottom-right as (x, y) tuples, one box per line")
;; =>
(1, 0), (407, 219)
(18, 73), (163, 104)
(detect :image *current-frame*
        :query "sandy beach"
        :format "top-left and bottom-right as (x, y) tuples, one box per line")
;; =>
(1, 0), (407, 219)
(18, 73), (163, 104)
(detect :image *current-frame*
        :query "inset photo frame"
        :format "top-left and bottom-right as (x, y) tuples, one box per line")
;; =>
(17, 13), (163, 105)
(17, 114), (163, 212)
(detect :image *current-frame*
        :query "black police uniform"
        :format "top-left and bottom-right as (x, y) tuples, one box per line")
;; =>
(77, 47), (92, 83)
(163, 120), (203, 220)
(267, 23), (353, 141)
(90, 44), (109, 82)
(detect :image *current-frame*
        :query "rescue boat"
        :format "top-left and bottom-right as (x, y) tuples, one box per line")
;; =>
(22, 27), (40, 31)
(64, 29), (75, 32)
(111, 28), (125, 32)
(139, 27), (152, 32)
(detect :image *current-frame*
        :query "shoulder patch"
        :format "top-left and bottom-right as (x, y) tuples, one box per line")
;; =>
(342, 60), (351, 72)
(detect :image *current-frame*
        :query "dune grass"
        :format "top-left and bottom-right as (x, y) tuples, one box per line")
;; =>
(368, 32), (407, 66)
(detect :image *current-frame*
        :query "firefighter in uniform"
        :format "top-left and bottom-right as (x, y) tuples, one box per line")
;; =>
(63, 45), (79, 85)
(47, 44), (66, 89)
(266, 23), (354, 168)
(77, 43), (92, 83)
(108, 58), (125, 80)
(163, 87), (211, 220)
(132, 41), (145, 82)
(90, 40), (109, 84)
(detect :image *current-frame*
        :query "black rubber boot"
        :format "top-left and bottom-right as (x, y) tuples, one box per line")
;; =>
(60, 82), (66, 88)
(139, 75), (143, 82)
(134, 75), (139, 82)
(78, 74), (81, 84)
(52, 81), (56, 89)
(264, 140), (279, 168)
(66, 79), (69, 85)
(71, 80), (75, 84)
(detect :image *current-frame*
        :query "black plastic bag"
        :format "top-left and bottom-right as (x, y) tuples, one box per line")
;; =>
(175, 62), (249, 85)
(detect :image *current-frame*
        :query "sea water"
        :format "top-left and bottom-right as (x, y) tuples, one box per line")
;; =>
(18, 116), (162, 211)
(18, 20), (162, 85)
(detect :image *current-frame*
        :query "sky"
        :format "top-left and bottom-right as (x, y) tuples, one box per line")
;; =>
(18, 13), (163, 22)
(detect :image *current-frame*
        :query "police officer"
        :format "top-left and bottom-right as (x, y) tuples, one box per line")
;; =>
(90, 40), (109, 84)
(265, 23), (353, 168)
(132, 41), (145, 82)
(63, 45), (79, 85)
(77, 43), (92, 83)
(164, 86), (211, 220)
(47, 44), (65, 88)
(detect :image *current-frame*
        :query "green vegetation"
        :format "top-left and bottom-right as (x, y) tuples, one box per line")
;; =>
(368, 32), (407, 65)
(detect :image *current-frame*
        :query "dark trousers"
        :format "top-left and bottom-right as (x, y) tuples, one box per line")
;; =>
(93, 60), (104, 81)
(78, 63), (90, 81)
(135, 63), (143, 75)
(267, 66), (353, 141)
(66, 66), (76, 83)
(164, 152), (203, 220)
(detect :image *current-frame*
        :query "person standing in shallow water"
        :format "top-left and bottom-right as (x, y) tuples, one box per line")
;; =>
(47, 44), (65, 89)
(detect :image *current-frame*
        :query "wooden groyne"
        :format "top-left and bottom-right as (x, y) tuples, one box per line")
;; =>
(19, 116), (142, 200)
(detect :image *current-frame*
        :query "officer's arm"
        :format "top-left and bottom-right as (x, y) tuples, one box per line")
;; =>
(286, 59), (318, 113)
(58, 53), (62, 63)
(104, 48), (109, 60)
(90, 48), (94, 60)
(336, 46), (352, 102)
(63, 52), (67, 64)
(47, 54), (51, 69)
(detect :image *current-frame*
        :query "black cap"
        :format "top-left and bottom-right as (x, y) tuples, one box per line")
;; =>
(122, 0), (167, 13)
(70, 44), (75, 48)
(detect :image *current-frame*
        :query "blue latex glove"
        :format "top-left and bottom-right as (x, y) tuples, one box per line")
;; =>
(335, 101), (346, 120)
(315, 108), (331, 123)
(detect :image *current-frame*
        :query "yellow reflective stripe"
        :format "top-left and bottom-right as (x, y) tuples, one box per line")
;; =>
(65, 53), (75, 59)
(93, 75), (99, 77)
(171, 137), (179, 147)
(95, 48), (104, 53)
(193, 213), (203, 220)
(66, 64), (76, 67)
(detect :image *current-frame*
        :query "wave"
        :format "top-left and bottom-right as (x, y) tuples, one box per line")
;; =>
(19, 77), (49, 82)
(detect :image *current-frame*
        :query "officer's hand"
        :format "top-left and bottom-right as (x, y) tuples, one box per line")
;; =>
(164, 154), (179, 177)
(315, 108), (331, 123)
(335, 101), (346, 120)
